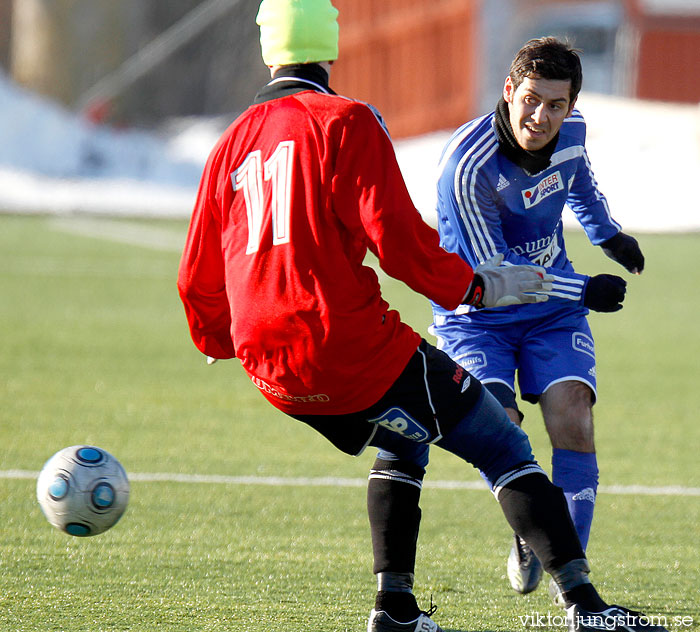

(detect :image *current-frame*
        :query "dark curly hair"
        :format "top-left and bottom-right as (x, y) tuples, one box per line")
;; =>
(509, 37), (583, 103)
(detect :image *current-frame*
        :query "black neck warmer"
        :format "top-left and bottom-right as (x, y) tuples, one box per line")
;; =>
(254, 63), (336, 104)
(494, 97), (559, 176)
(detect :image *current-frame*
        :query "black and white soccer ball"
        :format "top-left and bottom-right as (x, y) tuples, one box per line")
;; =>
(36, 445), (130, 537)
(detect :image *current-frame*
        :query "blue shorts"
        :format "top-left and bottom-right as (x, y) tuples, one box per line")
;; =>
(431, 307), (597, 405)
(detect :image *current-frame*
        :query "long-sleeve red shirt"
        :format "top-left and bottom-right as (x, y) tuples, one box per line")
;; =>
(178, 81), (474, 415)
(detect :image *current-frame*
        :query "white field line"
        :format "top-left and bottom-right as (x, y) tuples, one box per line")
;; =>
(4, 469), (700, 497)
(35, 221), (698, 496)
(48, 217), (185, 252)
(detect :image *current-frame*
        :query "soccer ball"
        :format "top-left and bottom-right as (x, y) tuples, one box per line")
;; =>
(36, 445), (130, 537)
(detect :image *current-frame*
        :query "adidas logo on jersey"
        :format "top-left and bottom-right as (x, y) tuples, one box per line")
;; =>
(496, 173), (510, 191)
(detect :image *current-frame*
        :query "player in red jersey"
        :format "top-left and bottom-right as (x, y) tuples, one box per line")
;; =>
(178, 2), (666, 631)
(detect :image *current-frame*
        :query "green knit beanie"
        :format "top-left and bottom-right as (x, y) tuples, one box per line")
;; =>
(256, 0), (339, 66)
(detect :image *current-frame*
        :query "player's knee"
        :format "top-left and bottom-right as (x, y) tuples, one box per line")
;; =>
(549, 417), (595, 451)
(371, 433), (431, 470)
(481, 427), (537, 487)
(543, 381), (593, 415)
(437, 388), (535, 484)
(542, 381), (595, 450)
(485, 382), (524, 424)
(370, 456), (426, 484)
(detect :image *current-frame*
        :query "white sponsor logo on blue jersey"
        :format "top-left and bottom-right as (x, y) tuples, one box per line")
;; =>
(512, 230), (562, 266)
(369, 407), (431, 442)
(521, 171), (564, 209)
(572, 332), (595, 358)
(456, 351), (487, 371)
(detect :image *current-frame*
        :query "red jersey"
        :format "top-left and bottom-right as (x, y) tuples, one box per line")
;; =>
(178, 71), (474, 415)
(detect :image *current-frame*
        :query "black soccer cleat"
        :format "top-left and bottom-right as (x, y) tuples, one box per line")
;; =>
(507, 534), (543, 594)
(566, 604), (669, 632)
(367, 606), (443, 632)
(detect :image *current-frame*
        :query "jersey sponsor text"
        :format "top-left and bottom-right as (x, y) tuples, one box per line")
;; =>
(572, 332), (595, 359)
(368, 407), (431, 442)
(521, 171), (564, 209)
(251, 376), (330, 403)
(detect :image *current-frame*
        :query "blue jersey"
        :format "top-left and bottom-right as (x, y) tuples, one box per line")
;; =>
(433, 109), (621, 324)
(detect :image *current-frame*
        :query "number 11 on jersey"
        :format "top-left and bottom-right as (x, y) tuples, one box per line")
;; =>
(232, 140), (295, 254)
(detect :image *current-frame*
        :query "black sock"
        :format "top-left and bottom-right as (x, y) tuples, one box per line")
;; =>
(497, 471), (585, 570)
(563, 584), (608, 612)
(497, 471), (610, 613)
(375, 591), (420, 622)
(367, 458), (424, 574)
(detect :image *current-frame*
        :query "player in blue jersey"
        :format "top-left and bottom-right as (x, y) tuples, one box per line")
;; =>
(431, 37), (645, 605)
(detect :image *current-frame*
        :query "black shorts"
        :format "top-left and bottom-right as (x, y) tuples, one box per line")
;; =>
(290, 339), (483, 455)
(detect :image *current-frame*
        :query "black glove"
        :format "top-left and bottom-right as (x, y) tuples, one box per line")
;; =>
(601, 232), (644, 274)
(583, 274), (627, 312)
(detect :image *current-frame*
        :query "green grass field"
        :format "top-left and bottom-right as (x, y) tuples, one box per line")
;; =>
(1, 214), (698, 631)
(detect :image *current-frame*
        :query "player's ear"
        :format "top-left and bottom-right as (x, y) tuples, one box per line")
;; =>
(503, 76), (514, 104)
(567, 96), (578, 117)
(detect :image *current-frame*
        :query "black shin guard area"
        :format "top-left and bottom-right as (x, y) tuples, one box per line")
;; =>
(497, 473), (585, 571)
(367, 458), (424, 575)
